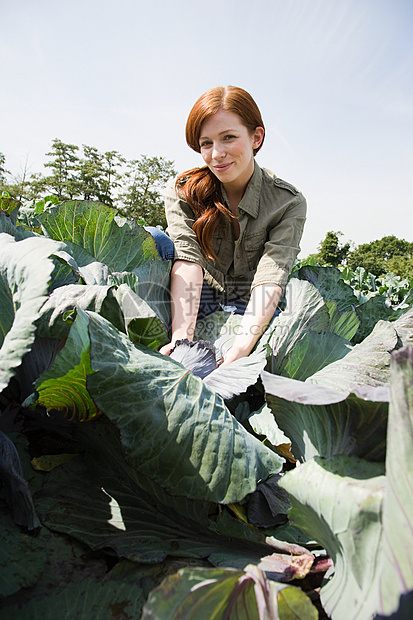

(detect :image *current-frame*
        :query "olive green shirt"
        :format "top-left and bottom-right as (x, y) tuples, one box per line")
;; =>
(164, 161), (307, 301)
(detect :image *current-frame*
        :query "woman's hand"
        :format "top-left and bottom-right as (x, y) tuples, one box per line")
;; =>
(159, 260), (203, 357)
(220, 283), (282, 366)
(220, 345), (249, 366)
(159, 341), (176, 356)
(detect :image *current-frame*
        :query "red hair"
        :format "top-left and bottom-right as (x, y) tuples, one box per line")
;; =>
(176, 86), (265, 261)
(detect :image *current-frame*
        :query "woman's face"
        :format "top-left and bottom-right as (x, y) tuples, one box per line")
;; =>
(199, 109), (264, 193)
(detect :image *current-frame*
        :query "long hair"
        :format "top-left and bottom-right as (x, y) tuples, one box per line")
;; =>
(176, 86), (265, 261)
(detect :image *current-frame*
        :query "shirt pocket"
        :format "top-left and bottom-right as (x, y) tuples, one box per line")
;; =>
(212, 227), (224, 257)
(243, 231), (267, 270)
(210, 227), (233, 274)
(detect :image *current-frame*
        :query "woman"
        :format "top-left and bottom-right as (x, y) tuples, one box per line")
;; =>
(158, 85), (306, 366)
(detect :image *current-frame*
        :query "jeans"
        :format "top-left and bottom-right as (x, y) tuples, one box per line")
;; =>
(145, 226), (175, 261)
(144, 226), (247, 318)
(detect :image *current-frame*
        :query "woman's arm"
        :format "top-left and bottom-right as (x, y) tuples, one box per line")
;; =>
(159, 260), (204, 356)
(221, 282), (282, 366)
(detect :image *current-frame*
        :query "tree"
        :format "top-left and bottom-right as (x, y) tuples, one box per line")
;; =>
(0, 155), (38, 202)
(97, 150), (125, 206)
(1, 145), (177, 223)
(44, 139), (80, 200)
(25, 172), (49, 202)
(75, 146), (125, 206)
(118, 155), (177, 228)
(10, 156), (33, 202)
(76, 145), (104, 201)
(347, 235), (413, 277)
(316, 231), (350, 267)
(0, 152), (9, 187)
(0, 152), (16, 198)
(386, 255), (413, 279)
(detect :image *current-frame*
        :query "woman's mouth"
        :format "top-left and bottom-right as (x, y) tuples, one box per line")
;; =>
(214, 162), (232, 172)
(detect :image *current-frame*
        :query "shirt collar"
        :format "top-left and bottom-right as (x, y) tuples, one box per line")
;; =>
(220, 160), (262, 218)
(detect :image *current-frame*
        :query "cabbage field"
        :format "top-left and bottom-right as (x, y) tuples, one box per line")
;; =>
(1, 197), (412, 619)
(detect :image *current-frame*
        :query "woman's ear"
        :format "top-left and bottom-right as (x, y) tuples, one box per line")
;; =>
(253, 126), (265, 149)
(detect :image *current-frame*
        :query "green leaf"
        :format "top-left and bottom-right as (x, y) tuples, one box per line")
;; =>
(262, 388), (388, 462)
(276, 585), (318, 620)
(37, 283), (125, 338)
(325, 299), (360, 340)
(353, 295), (394, 343)
(195, 311), (243, 356)
(0, 233), (63, 392)
(249, 404), (291, 449)
(292, 265), (358, 311)
(131, 258), (172, 329)
(0, 431), (41, 530)
(0, 504), (109, 608)
(278, 331), (352, 380)
(85, 311), (282, 503)
(34, 425), (277, 568)
(247, 475), (291, 529)
(391, 305), (413, 347)
(38, 200), (159, 270)
(376, 346), (413, 616)
(307, 314), (400, 391)
(35, 308), (281, 503)
(116, 283), (168, 349)
(279, 455), (385, 620)
(0, 213), (33, 238)
(0, 195), (20, 224)
(0, 507), (45, 598)
(278, 347), (413, 619)
(142, 566), (259, 620)
(76, 260), (110, 286)
(261, 309), (413, 462)
(267, 279), (331, 375)
(110, 259), (172, 336)
(34, 308), (98, 421)
(142, 565), (317, 620)
(4, 578), (146, 620)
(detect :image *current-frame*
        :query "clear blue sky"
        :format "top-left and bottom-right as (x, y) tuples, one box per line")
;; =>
(1, 0), (412, 257)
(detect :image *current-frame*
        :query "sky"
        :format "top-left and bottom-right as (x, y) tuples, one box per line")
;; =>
(1, 0), (412, 257)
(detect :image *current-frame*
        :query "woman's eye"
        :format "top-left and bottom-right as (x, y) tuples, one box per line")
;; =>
(200, 141), (212, 148)
(224, 135), (236, 140)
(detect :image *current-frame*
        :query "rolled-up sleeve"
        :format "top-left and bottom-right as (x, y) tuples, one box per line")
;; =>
(251, 194), (307, 291)
(164, 180), (207, 269)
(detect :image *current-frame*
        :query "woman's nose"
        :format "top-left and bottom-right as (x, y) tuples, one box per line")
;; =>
(212, 143), (225, 160)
